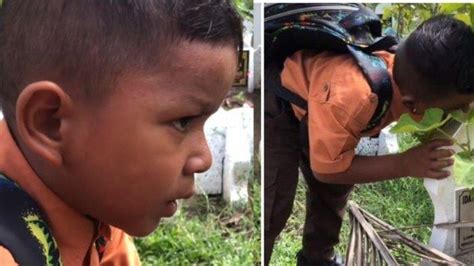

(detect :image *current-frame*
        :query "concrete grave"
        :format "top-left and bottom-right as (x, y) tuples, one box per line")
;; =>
(356, 126), (400, 156)
(356, 122), (474, 263)
(223, 106), (253, 205)
(423, 120), (474, 264)
(195, 108), (227, 195)
(195, 106), (254, 205)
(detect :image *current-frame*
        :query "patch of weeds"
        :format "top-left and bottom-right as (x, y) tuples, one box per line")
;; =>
(135, 181), (260, 265)
(270, 177), (306, 265)
(338, 178), (434, 264)
(271, 176), (433, 265)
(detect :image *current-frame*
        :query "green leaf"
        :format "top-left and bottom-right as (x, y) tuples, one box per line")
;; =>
(419, 10), (432, 21)
(390, 108), (450, 134)
(383, 7), (393, 20)
(468, 109), (474, 124)
(454, 152), (474, 188)
(471, 4), (474, 31)
(450, 109), (474, 124)
(440, 3), (466, 13)
(451, 110), (468, 123)
(455, 14), (472, 26)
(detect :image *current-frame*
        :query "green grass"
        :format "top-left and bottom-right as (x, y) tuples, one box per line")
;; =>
(135, 180), (260, 265)
(270, 177), (434, 265)
(271, 134), (435, 265)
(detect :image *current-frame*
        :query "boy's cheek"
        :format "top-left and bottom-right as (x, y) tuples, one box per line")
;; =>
(61, 117), (190, 231)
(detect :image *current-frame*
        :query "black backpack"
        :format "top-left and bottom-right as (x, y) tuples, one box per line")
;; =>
(0, 174), (62, 265)
(265, 3), (398, 131)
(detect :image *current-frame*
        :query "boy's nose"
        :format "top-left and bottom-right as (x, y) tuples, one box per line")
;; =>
(183, 134), (213, 175)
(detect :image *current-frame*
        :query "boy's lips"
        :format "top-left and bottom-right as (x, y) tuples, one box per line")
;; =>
(180, 190), (195, 200)
(175, 185), (196, 200)
(164, 200), (178, 217)
(163, 190), (195, 217)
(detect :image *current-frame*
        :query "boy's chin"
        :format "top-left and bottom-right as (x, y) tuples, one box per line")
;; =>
(121, 218), (162, 237)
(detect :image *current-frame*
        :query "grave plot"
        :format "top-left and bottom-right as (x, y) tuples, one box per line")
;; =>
(346, 201), (463, 265)
(361, 108), (474, 264)
(194, 106), (254, 205)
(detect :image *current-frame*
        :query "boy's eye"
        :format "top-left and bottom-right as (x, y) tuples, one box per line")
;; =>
(172, 117), (193, 132)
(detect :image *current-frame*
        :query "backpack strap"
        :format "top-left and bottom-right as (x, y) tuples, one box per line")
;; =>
(0, 174), (62, 266)
(347, 45), (393, 131)
(266, 62), (308, 111)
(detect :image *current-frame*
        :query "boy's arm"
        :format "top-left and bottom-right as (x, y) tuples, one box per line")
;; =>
(0, 246), (18, 266)
(316, 139), (455, 184)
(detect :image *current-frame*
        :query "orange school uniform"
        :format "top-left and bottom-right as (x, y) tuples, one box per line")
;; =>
(280, 50), (409, 174)
(0, 121), (141, 265)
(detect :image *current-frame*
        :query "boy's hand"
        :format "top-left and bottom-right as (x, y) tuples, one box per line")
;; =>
(401, 139), (455, 179)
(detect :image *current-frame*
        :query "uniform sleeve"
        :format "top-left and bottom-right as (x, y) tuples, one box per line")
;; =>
(307, 81), (376, 174)
(100, 227), (141, 266)
(281, 50), (378, 175)
(0, 246), (18, 266)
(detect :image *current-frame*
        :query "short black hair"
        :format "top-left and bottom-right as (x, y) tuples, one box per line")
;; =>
(397, 15), (474, 97)
(0, 0), (243, 119)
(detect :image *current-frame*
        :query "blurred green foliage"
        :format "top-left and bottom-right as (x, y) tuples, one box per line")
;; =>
(378, 3), (474, 38)
(135, 177), (260, 265)
(234, 0), (253, 20)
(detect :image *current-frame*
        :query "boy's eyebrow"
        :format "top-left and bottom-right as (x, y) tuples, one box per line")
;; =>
(180, 94), (220, 114)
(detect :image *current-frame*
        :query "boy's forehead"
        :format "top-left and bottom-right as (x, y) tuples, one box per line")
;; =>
(178, 91), (221, 113)
(160, 41), (237, 73)
(114, 43), (237, 112)
(157, 42), (236, 93)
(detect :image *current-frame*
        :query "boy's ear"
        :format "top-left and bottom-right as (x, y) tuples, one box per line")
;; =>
(15, 81), (72, 166)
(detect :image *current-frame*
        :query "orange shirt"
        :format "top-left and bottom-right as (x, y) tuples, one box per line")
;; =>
(281, 50), (409, 174)
(0, 121), (141, 265)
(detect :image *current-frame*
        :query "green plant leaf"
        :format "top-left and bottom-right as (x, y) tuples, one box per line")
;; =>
(470, 4), (474, 31)
(383, 7), (393, 20)
(454, 152), (474, 189)
(390, 108), (450, 134)
(420, 10), (432, 21)
(450, 109), (474, 124)
(468, 109), (474, 124)
(469, 4), (474, 29)
(451, 110), (468, 123)
(455, 13), (472, 26)
(440, 3), (466, 13)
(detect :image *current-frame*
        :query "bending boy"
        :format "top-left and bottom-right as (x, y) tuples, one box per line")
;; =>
(265, 15), (474, 266)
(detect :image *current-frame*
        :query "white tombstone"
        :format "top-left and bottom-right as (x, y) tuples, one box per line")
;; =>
(243, 20), (255, 93)
(253, 3), (262, 90)
(357, 122), (474, 263)
(372, 121), (474, 263)
(356, 125), (399, 156)
(222, 106), (253, 205)
(424, 119), (474, 264)
(377, 125), (400, 155)
(195, 108), (227, 195)
(195, 106), (254, 205)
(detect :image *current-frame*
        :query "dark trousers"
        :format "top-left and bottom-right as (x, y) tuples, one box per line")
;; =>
(264, 89), (353, 265)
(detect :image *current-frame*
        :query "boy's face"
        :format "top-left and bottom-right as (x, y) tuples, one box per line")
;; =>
(417, 94), (474, 114)
(395, 43), (474, 115)
(400, 78), (474, 116)
(50, 42), (238, 236)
